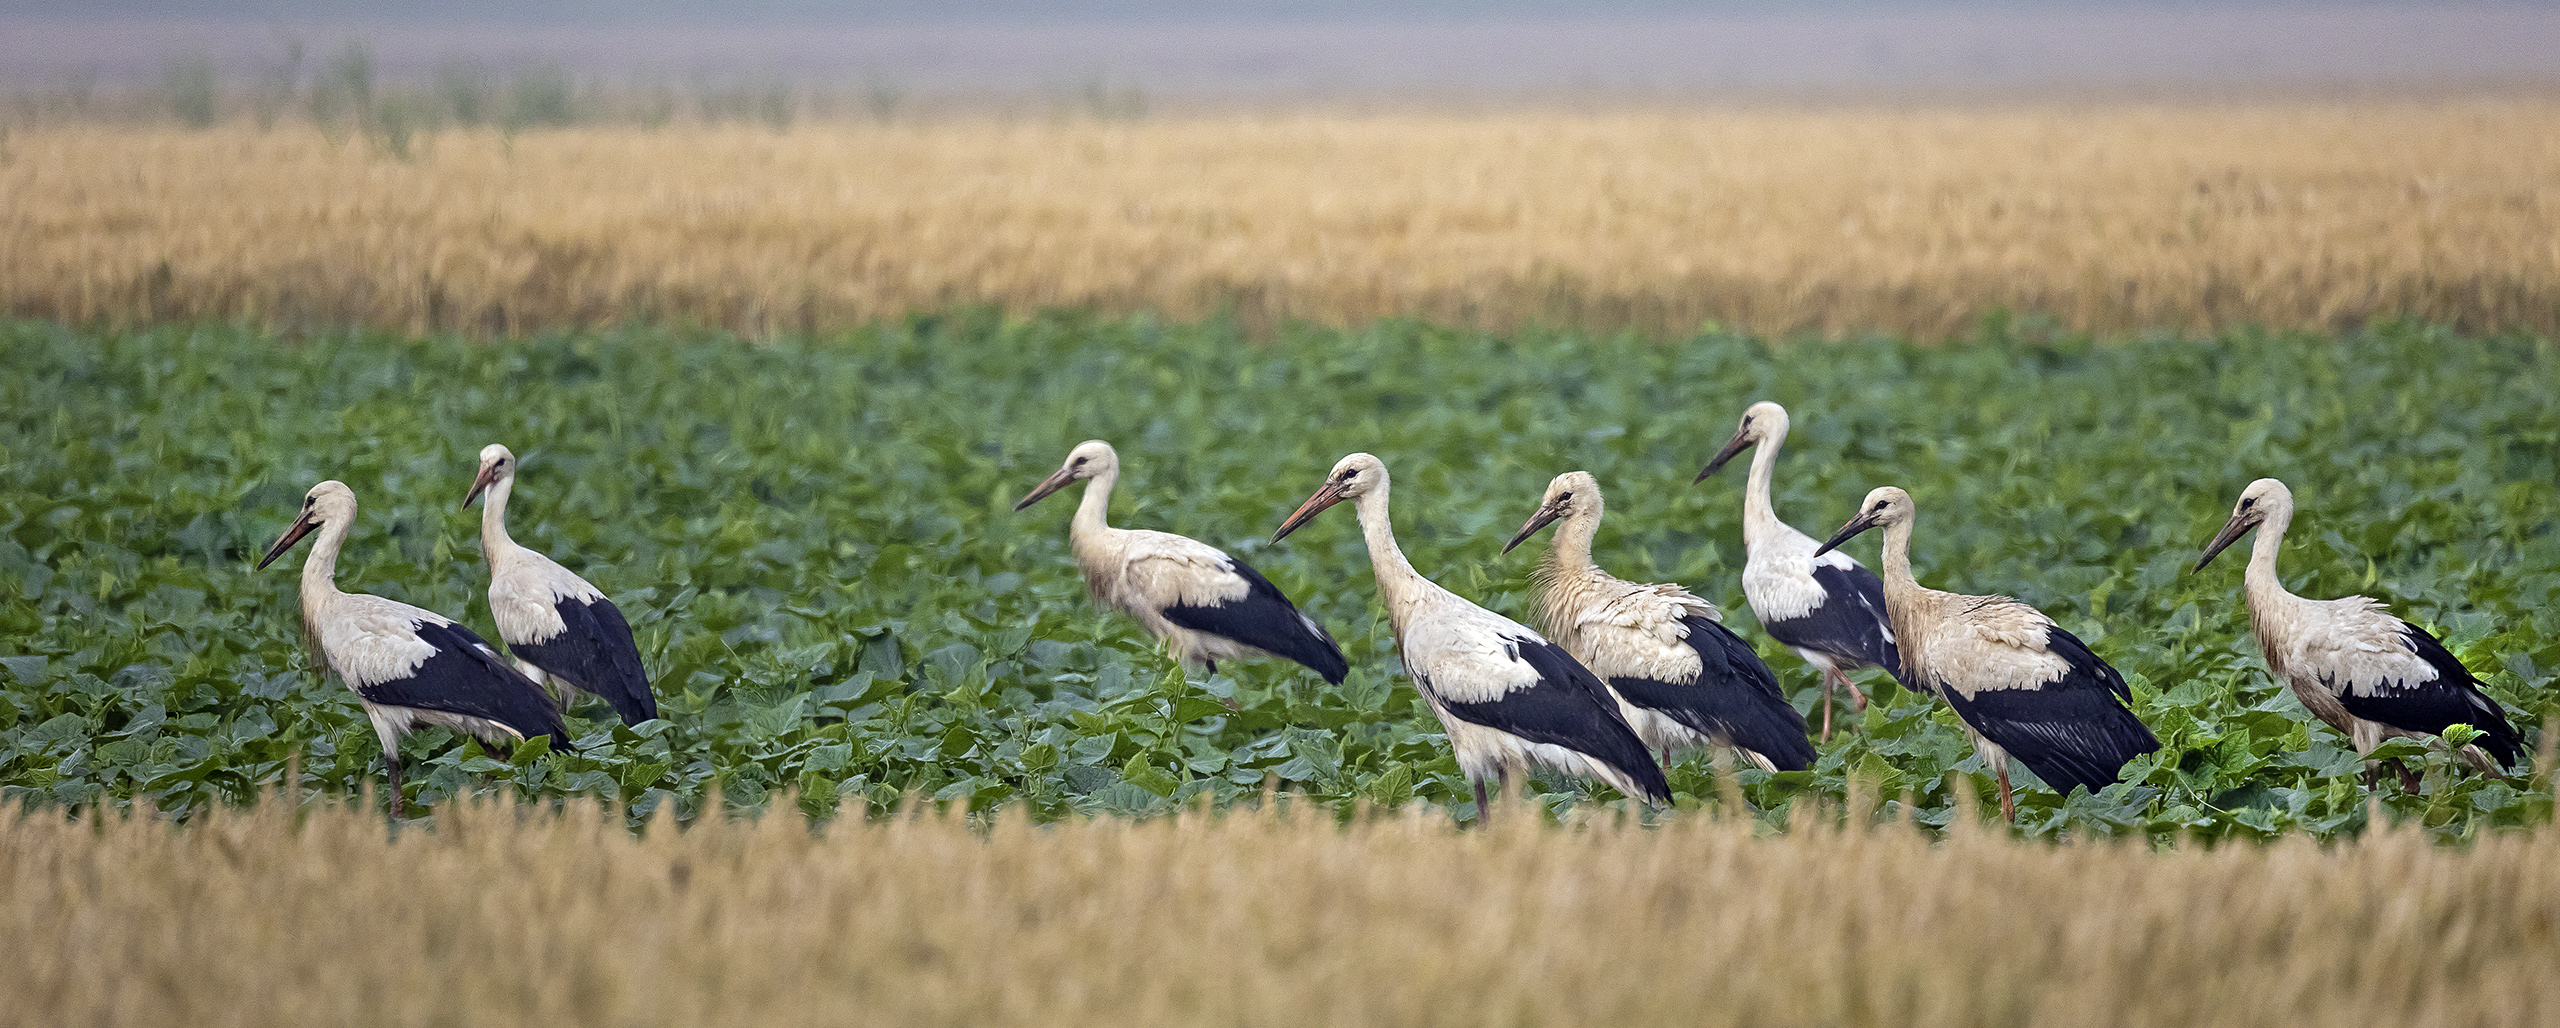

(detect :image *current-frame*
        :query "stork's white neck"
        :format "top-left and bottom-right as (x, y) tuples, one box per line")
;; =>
(2242, 500), (2298, 607)
(478, 472), (521, 561)
(1741, 426), (1787, 545)
(1070, 464), (1119, 543)
(1351, 481), (1432, 624)
(299, 509), (352, 612)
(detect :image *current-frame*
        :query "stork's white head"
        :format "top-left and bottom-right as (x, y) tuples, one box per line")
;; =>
(2195, 477), (2294, 573)
(1503, 470), (1603, 553)
(1813, 485), (1912, 557)
(259, 480), (357, 570)
(463, 443), (518, 509)
(1695, 400), (1791, 483)
(1272, 452), (1386, 543)
(1014, 440), (1119, 512)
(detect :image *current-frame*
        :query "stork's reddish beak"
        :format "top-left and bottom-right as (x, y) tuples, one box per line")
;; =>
(257, 514), (319, 570)
(1013, 464), (1080, 512)
(1503, 503), (1566, 554)
(1813, 510), (1880, 558)
(1272, 480), (1348, 543)
(2194, 513), (2254, 573)
(1694, 430), (1753, 483)
(462, 462), (501, 509)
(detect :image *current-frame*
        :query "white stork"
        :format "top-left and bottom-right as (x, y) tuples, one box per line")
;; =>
(1016, 440), (1348, 683)
(2195, 478), (2521, 788)
(1695, 401), (1907, 741)
(463, 444), (659, 726)
(1817, 487), (2158, 822)
(259, 480), (568, 817)
(1504, 471), (1816, 773)
(1273, 453), (1670, 817)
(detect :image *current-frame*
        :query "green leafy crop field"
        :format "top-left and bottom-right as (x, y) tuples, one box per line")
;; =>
(3, 315), (2555, 839)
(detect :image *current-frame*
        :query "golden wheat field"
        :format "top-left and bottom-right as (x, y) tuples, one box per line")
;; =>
(6, 97), (2559, 339)
(4, 791), (2556, 1028)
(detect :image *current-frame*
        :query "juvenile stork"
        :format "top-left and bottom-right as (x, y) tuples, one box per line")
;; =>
(1017, 440), (1348, 684)
(464, 444), (658, 726)
(1274, 453), (1670, 816)
(259, 481), (568, 817)
(1695, 401), (1905, 740)
(1504, 471), (1816, 772)
(1818, 487), (2158, 822)
(2196, 478), (2521, 787)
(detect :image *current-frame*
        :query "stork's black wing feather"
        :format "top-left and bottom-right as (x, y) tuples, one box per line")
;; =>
(359, 620), (569, 744)
(2333, 621), (2522, 768)
(1608, 615), (1815, 771)
(1159, 557), (1350, 684)
(509, 595), (659, 725)
(1436, 637), (1670, 802)
(1938, 629), (2157, 795)
(1764, 562), (1907, 682)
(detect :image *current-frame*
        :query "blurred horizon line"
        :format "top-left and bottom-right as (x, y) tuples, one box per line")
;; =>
(7, 3), (2559, 99)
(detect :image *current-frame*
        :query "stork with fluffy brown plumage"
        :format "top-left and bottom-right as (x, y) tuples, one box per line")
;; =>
(1818, 486), (2158, 822)
(1503, 471), (1815, 773)
(2195, 477), (2522, 789)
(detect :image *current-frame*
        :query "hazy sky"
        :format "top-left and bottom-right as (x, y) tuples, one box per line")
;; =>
(4, 1), (2555, 95)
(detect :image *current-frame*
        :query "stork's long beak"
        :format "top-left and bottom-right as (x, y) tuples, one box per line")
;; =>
(462, 462), (500, 509)
(1272, 480), (1348, 543)
(2193, 514), (2253, 573)
(1013, 464), (1079, 512)
(1503, 503), (1566, 554)
(257, 514), (319, 570)
(1813, 510), (1880, 558)
(1694, 430), (1752, 483)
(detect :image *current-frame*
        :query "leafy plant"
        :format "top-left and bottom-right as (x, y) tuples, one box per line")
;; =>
(0, 316), (2551, 840)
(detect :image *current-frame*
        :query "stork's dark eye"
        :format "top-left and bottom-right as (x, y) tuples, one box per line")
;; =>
(2239, 498), (2254, 510)
(1872, 501), (1887, 512)
(1555, 491), (1573, 504)
(1342, 469), (1359, 480)
(1071, 458), (1086, 468)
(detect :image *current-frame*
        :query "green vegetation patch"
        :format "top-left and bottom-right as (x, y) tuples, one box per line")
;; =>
(1, 315), (2554, 839)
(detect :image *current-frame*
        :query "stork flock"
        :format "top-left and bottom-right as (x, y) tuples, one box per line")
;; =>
(262, 406), (2527, 823)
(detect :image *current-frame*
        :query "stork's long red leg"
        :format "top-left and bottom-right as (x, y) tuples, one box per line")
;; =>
(1997, 764), (2016, 824)
(1841, 669), (1870, 712)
